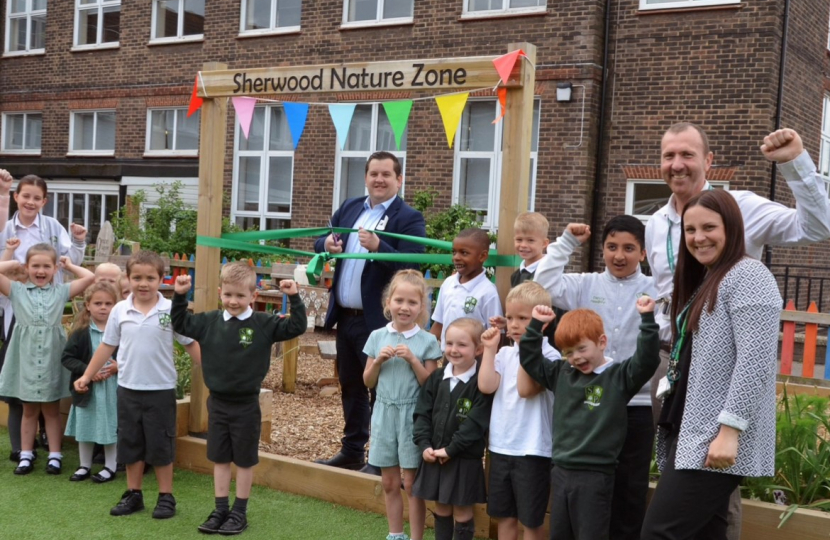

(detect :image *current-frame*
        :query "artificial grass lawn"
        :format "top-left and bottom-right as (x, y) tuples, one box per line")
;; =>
(0, 427), (443, 540)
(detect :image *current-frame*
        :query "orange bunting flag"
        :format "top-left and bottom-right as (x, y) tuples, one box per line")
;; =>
(492, 49), (526, 86)
(435, 93), (469, 148)
(492, 87), (507, 125)
(187, 74), (203, 118)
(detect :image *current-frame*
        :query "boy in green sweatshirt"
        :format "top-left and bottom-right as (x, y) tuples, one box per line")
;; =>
(171, 262), (307, 536)
(518, 297), (659, 540)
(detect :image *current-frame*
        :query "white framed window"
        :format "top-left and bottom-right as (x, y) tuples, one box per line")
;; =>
(69, 110), (116, 155)
(333, 103), (407, 208)
(5, 0), (46, 55)
(625, 179), (730, 222)
(342, 0), (413, 27)
(240, 0), (301, 35)
(151, 0), (204, 43)
(1, 112), (42, 154)
(73, 0), (120, 49)
(232, 105), (294, 232)
(639, 0), (739, 11)
(452, 99), (540, 229)
(18, 182), (120, 243)
(462, 0), (546, 17)
(820, 94), (830, 178)
(145, 108), (200, 156)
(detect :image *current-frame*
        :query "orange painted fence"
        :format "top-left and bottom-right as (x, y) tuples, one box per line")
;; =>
(779, 300), (830, 380)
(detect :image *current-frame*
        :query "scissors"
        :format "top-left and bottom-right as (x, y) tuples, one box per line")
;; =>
(328, 220), (341, 244)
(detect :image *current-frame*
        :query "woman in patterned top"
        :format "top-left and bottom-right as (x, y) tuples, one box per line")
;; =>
(641, 189), (781, 540)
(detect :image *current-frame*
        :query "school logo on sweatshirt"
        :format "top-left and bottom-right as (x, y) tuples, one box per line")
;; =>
(239, 328), (254, 348)
(584, 385), (603, 410)
(158, 313), (171, 328)
(463, 297), (478, 314)
(456, 398), (472, 422)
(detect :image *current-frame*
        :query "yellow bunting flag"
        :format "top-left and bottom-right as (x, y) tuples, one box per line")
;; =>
(435, 93), (469, 148)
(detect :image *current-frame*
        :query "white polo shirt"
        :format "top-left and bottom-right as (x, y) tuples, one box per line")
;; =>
(103, 292), (194, 391)
(489, 342), (559, 458)
(432, 271), (502, 349)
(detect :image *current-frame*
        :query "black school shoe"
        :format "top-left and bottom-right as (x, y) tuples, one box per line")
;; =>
(13, 455), (34, 475)
(45, 456), (62, 475)
(9, 449), (36, 463)
(152, 493), (177, 519)
(198, 509), (229, 534)
(70, 466), (91, 482)
(91, 467), (116, 484)
(111, 490), (145, 516)
(218, 510), (248, 536)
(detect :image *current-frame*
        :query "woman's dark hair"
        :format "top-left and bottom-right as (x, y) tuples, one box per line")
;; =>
(670, 189), (746, 335)
(16, 175), (48, 198)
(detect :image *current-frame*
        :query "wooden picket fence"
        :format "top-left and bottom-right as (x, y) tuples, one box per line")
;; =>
(779, 299), (830, 380)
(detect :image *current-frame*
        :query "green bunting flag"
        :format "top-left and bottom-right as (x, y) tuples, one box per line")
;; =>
(382, 100), (413, 150)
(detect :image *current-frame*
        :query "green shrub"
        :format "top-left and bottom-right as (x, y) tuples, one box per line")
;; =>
(174, 341), (192, 400)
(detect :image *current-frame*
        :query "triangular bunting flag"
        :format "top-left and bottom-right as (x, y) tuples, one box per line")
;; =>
(382, 100), (413, 150)
(492, 87), (507, 125)
(328, 104), (357, 150)
(435, 93), (469, 148)
(187, 74), (203, 118)
(283, 102), (309, 149)
(232, 96), (258, 140)
(492, 49), (525, 86)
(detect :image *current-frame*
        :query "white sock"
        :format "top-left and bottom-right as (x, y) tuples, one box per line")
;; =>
(48, 452), (62, 465)
(78, 442), (94, 468)
(104, 444), (117, 472)
(19, 450), (33, 462)
(96, 467), (114, 480)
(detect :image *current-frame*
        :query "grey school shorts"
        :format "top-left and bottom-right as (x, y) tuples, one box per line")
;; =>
(116, 387), (177, 466)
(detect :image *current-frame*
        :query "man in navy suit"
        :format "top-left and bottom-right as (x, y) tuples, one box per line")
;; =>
(314, 151), (426, 471)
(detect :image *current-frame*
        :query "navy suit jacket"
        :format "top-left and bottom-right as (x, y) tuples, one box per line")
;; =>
(314, 196), (426, 331)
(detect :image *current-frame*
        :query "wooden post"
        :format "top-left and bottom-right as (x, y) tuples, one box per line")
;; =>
(282, 336), (299, 393)
(189, 61), (228, 434)
(495, 42), (536, 301)
(780, 299), (796, 376)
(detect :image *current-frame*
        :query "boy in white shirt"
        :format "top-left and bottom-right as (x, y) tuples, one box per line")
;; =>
(479, 281), (560, 540)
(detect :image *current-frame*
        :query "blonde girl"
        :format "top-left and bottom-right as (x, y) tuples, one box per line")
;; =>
(62, 281), (121, 483)
(412, 318), (493, 540)
(0, 243), (95, 475)
(363, 270), (442, 540)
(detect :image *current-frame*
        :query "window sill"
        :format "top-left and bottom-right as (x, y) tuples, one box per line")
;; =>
(637, 3), (741, 15)
(66, 151), (115, 157)
(340, 19), (414, 31)
(143, 151), (199, 158)
(148, 36), (205, 47)
(2, 50), (46, 58)
(0, 150), (41, 156)
(459, 8), (547, 22)
(71, 43), (120, 53)
(237, 28), (302, 39)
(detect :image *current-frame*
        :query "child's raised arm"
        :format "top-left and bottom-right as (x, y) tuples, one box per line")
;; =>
(63, 257), (95, 298)
(0, 260), (21, 297)
(532, 224), (592, 311)
(519, 306), (561, 394)
(0, 169), (12, 229)
(478, 326), (502, 394)
(1, 237), (19, 261)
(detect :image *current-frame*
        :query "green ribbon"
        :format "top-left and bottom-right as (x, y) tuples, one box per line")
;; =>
(196, 228), (520, 286)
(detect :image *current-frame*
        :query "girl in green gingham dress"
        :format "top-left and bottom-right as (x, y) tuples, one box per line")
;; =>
(363, 270), (442, 540)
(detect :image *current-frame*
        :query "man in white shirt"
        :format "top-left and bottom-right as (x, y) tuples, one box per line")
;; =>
(645, 122), (830, 540)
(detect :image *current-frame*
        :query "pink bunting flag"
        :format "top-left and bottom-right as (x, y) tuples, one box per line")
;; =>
(492, 87), (507, 125)
(232, 96), (258, 139)
(187, 74), (203, 118)
(492, 49), (526, 86)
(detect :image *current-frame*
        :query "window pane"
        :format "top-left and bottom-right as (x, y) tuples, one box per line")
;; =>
(177, 109), (200, 150)
(237, 157), (261, 212)
(5, 115), (24, 149)
(383, 0), (412, 18)
(458, 158), (490, 211)
(235, 216), (260, 230)
(632, 183), (672, 216)
(31, 15), (46, 49)
(26, 114), (42, 149)
(33, 0), (47, 10)
(277, 0), (302, 27)
(154, 0), (179, 38)
(73, 194), (86, 231)
(96, 112), (116, 150)
(244, 0), (271, 30)
(510, 0), (545, 6)
(340, 157), (367, 205)
(531, 101), (540, 152)
(469, 0), (499, 11)
(376, 108), (406, 151)
(8, 17), (26, 52)
(105, 194), (119, 224)
(89, 194), (103, 243)
(183, 0), (205, 35)
(267, 156), (292, 213)
(102, 6), (120, 44)
(56, 193), (70, 230)
(268, 107), (293, 151)
(348, 0), (377, 22)
(73, 113), (96, 150)
(10, 0), (26, 13)
(150, 110), (174, 150)
(265, 218), (290, 232)
(78, 8), (98, 45)
(344, 105), (372, 151)
(460, 102), (496, 152)
(239, 108), (265, 151)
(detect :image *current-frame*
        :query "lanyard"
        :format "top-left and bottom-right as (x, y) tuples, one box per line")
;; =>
(666, 216), (675, 273)
(667, 290), (699, 387)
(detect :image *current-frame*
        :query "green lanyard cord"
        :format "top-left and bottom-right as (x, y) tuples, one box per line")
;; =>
(666, 216), (675, 274)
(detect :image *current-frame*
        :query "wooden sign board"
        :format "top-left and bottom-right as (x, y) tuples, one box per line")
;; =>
(197, 56), (524, 98)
